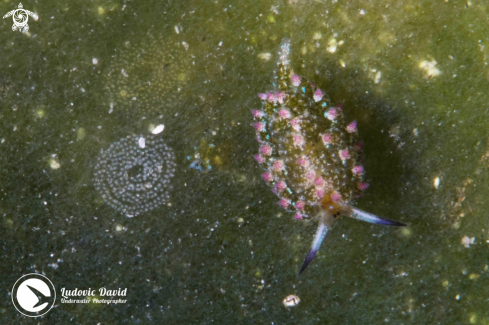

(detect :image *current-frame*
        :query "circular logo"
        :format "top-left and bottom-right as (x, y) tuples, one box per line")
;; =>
(12, 273), (56, 317)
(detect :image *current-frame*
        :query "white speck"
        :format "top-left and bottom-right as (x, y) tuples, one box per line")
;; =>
(413, 128), (419, 137)
(92, 58), (98, 65)
(327, 38), (338, 53)
(283, 294), (300, 307)
(49, 158), (61, 170)
(109, 102), (114, 114)
(48, 263), (58, 269)
(461, 236), (475, 248)
(218, 41), (223, 47)
(258, 52), (272, 61)
(339, 59), (346, 68)
(138, 137), (146, 148)
(433, 176), (440, 189)
(151, 124), (165, 134)
(121, 69), (129, 77)
(313, 32), (322, 40)
(174, 25), (179, 34)
(455, 294), (460, 300)
(419, 59), (441, 77)
(182, 41), (189, 50)
(32, 12), (39, 21)
(374, 71), (382, 84)
(359, 9), (365, 15)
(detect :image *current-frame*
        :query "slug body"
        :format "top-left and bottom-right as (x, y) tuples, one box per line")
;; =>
(251, 39), (406, 275)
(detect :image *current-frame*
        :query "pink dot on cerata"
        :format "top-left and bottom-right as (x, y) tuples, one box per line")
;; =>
(339, 149), (350, 161)
(346, 120), (357, 133)
(313, 89), (323, 102)
(279, 198), (291, 209)
(252, 109), (265, 119)
(254, 154), (266, 164)
(275, 181), (287, 192)
(259, 144), (272, 156)
(278, 108), (291, 119)
(276, 92), (287, 104)
(267, 92), (277, 103)
(294, 213), (304, 220)
(352, 165), (364, 175)
(314, 177), (324, 186)
(292, 75), (301, 87)
(262, 171), (273, 182)
(331, 192), (342, 202)
(292, 134), (305, 147)
(290, 118), (301, 131)
(305, 170), (315, 181)
(253, 122), (266, 132)
(297, 157), (309, 167)
(295, 200), (306, 210)
(315, 188), (325, 198)
(326, 108), (337, 121)
(358, 182), (370, 191)
(322, 133), (332, 145)
(272, 159), (285, 171)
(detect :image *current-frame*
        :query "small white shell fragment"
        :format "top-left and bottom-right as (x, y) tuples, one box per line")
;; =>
(92, 58), (98, 65)
(461, 236), (475, 248)
(419, 59), (441, 77)
(151, 124), (165, 134)
(326, 38), (338, 53)
(138, 137), (146, 148)
(283, 294), (300, 307)
(258, 52), (272, 61)
(182, 41), (189, 50)
(374, 71), (381, 84)
(49, 158), (61, 170)
(433, 176), (440, 189)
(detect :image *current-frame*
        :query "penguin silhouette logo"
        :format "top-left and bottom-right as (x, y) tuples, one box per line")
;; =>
(12, 274), (56, 317)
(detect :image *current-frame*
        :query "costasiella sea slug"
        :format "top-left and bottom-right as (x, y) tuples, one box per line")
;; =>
(251, 39), (407, 275)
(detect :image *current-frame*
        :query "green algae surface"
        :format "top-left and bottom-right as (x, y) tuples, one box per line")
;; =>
(1, 0), (489, 323)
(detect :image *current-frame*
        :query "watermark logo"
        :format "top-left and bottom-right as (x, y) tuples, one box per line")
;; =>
(12, 273), (56, 317)
(3, 3), (38, 32)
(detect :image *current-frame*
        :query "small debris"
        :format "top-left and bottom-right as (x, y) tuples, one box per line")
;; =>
(461, 236), (475, 248)
(151, 124), (165, 134)
(49, 158), (61, 170)
(138, 137), (146, 149)
(433, 176), (440, 189)
(258, 53), (272, 61)
(283, 294), (300, 307)
(419, 59), (441, 77)
(326, 38), (338, 53)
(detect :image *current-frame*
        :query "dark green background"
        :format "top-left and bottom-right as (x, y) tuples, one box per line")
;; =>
(1, 0), (488, 324)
